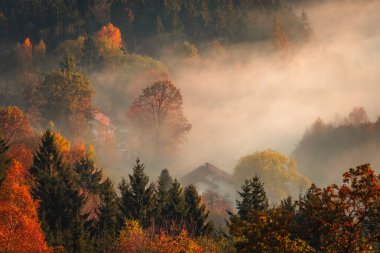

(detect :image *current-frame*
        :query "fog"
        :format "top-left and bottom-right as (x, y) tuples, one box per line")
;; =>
(163, 0), (380, 179)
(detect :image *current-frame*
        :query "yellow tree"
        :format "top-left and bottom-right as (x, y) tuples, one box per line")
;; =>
(233, 149), (310, 203)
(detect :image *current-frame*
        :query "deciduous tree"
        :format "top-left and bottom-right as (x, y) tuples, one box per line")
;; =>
(128, 80), (191, 158)
(0, 160), (50, 252)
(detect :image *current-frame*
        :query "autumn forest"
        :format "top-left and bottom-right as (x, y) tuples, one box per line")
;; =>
(0, 0), (379, 252)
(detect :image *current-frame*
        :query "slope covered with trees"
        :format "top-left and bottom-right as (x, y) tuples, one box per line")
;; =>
(293, 107), (380, 185)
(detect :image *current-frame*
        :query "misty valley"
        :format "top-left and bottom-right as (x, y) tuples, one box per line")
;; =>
(0, 0), (379, 252)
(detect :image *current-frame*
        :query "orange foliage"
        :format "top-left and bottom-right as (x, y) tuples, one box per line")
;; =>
(9, 144), (33, 168)
(117, 220), (214, 253)
(68, 142), (86, 164)
(23, 37), (32, 50)
(0, 106), (33, 146)
(0, 161), (50, 252)
(95, 23), (122, 56)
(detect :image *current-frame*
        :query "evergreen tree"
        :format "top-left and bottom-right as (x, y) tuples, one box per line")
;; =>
(119, 158), (155, 227)
(81, 35), (103, 70)
(95, 178), (120, 252)
(30, 130), (88, 250)
(184, 184), (212, 236)
(236, 175), (269, 221)
(74, 156), (103, 194)
(163, 179), (187, 230)
(0, 136), (10, 186)
(156, 168), (173, 223)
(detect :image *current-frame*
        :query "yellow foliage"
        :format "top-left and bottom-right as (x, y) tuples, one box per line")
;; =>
(52, 132), (70, 156)
(117, 220), (215, 253)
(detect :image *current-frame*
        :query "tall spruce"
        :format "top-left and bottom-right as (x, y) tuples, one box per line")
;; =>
(95, 178), (120, 252)
(156, 168), (173, 226)
(236, 175), (269, 221)
(30, 130), (88, 250)
(119, 158), (155, 227)
(74, 156), (103, 194)
(164, 179), (187, 229)
(184, 184), (212, 236)
(0, 136), (10, 186)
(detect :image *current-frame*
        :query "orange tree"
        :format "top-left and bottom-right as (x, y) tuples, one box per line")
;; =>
(0, 160), (50, 252)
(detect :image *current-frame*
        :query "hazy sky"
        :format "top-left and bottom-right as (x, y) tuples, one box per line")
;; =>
(167, 0), (380, 176)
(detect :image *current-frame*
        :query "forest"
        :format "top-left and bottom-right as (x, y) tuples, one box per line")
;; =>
(0, 0), (380, 252)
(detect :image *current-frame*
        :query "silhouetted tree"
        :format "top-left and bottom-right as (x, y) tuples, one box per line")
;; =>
(119, 158), (155, 227)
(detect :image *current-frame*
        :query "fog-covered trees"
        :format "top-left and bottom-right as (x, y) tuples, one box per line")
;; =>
(128, 80), (191, 157)
(229, 164), (380, 252)
(233, 149), (310, 203)
(35, 52), (93, 140)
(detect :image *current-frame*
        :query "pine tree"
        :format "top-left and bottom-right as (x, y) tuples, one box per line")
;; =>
(0, 136), (10, 186)
(30, 130), (88, 250)
(163, 179), (187, 230)
(184, 184), (212, 236)
(119, 158), (155, 227)
(236, 175), (269, 221)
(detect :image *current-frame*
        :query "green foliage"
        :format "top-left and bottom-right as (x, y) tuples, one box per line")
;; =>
(30, 130), (89, 251)
(163, 179), (187, 229)
(74, 156), (103, 194)
(95, 177), (120, 252)
(0, 136), (10, 186)
(156, 169), (173, 225)
(184, 184), (212, 236)
(236, 176), (269, 221)
(119, 158), (155, 227)
(35, 53), (93, 137)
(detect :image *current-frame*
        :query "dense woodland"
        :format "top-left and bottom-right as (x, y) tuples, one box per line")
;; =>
(0, 0), (379, 252)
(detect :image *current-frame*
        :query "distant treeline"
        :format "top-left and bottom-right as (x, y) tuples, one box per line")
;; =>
(293, 107), (380, 185)
(0, 0), (312, 53)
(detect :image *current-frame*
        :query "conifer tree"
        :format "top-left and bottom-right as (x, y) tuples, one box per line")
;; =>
(236, 175), (269, 221)
(184, 184), (212, 236)
(0, 136), (10, 186)
(164, 179), (187, 229)
(81, 35), (103, 70)
(30, 130), (88, 250)
(96, 178), (120, 252)
(119, 158), (155, 227)
(74, 156), (103, 194)
(156, 168), (173, 225)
